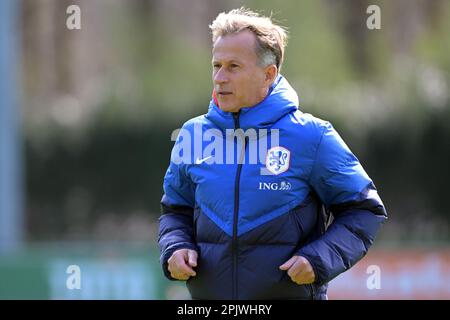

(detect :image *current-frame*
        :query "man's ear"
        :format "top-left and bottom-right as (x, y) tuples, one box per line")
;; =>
(264, 64), (278, 85)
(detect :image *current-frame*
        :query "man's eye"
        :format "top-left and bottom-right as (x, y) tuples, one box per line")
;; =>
(213, 65), (221, 69)
(230, 64), (239, 69)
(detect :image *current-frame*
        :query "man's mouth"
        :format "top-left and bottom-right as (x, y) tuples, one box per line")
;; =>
(218, 91), (232, 96)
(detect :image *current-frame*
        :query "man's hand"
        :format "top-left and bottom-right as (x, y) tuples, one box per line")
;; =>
(168, 249), (198, 281)
(279, 255), (315, 285)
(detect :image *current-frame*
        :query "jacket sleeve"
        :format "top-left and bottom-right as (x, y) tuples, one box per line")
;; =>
(298, 122), (387, 286)
(158, 140), (197, 281)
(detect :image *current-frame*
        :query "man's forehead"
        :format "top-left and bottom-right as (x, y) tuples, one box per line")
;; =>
(212, 31), (257, 61)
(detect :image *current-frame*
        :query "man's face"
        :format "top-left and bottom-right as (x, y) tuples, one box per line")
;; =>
(212, 30), (273, 113)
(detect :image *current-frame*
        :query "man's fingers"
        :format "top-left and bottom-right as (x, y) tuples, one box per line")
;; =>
(168, 257), (190, 280)
(282, 256), (316, 285)
(291, 268), (307, 283)
(279, 256), (298, 270)
(187, 250), (198, 267)
(179, 261), (196, 276)
(170, 272), (190, 281)
(293, 269), (315, 285)
(287, 258), (305, 278)
(173, 253), (196, 276)
(168, 249), (197, 279)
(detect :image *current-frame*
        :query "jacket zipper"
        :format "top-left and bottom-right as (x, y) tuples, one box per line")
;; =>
(309, 284), (316, 300)
(232, 111), (247, 300)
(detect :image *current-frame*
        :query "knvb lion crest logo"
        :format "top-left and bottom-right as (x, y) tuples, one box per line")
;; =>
(265, 146), (290, 175)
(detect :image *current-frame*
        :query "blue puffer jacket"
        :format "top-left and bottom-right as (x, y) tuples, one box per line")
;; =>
(158, 75), (387, 300)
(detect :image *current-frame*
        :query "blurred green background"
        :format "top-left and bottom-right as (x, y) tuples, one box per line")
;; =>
(1, 0), (449, 299)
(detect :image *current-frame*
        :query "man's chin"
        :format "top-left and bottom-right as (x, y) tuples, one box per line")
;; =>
(219, 104), (240, 113)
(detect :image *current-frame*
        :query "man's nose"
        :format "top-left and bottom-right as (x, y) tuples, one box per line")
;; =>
(213, 68), (228, 84)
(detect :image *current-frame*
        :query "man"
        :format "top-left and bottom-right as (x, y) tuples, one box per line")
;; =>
(158, 8), (387, 300)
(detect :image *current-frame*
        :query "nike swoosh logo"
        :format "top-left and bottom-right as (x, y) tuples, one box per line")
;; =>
(195, 156), (213, 165)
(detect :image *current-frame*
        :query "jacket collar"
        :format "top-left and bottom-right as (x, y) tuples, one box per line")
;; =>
(205, 74), (299, 131)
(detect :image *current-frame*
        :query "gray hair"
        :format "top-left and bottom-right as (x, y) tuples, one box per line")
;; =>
(209, 7), (288, 71)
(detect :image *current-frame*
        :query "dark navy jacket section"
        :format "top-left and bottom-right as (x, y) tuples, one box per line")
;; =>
(158, 74), (387, 299)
